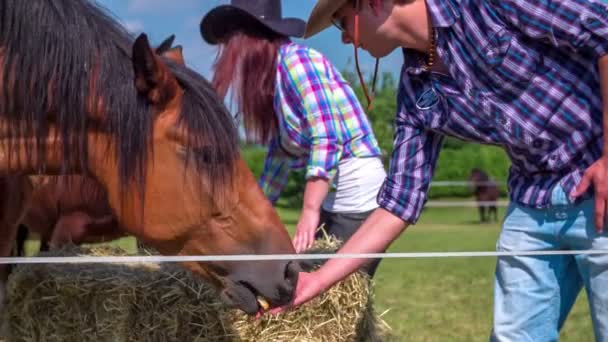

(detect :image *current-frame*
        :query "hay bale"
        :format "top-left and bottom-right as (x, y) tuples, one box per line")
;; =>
(3, 237), (390, 342)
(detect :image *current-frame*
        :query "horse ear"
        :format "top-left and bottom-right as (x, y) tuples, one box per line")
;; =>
(161, 45), (185, 66)
(132, 33), (178, 105)
(153, 34), (184, 66)
(156, 34), (176, 55)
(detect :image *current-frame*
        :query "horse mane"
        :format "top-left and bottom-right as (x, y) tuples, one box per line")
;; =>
(0, 0), (238, 198)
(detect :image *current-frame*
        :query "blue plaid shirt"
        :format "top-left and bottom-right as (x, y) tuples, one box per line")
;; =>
(379, 0), (608, 223)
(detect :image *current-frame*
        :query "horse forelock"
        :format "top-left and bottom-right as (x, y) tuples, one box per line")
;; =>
(0, 0), (239, 199)
(167, 62), (239, 195)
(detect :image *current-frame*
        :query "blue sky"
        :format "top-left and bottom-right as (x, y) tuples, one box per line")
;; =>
(96, 0), (403, 79)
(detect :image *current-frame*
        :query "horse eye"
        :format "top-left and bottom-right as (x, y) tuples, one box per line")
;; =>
(176, 144), (188, 160)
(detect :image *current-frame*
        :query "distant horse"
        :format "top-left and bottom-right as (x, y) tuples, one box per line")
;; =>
(0, 0), (298, 316)
(468, 168), (500, 223)
(13, 36), (183, 256)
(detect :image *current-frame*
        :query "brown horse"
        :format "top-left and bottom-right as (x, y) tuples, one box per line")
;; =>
(468, 168), (500, 223)
(15, 176), (125, 252)
(12, 36), (185, 255)
(0, 0), (298, 316)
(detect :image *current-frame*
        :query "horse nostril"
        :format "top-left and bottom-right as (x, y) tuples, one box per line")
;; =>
(284, 261), (301, 285)
(278, 283), (294, 303)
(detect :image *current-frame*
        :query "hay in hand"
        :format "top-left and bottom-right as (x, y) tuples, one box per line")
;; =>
(3, 235), (390, 342)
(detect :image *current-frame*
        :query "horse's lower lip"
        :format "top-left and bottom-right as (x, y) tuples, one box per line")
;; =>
(238, 281), (271, 312)
(219, 281), (264, 315)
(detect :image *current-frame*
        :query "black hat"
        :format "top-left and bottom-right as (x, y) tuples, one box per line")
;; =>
(200, 0), (306, 45)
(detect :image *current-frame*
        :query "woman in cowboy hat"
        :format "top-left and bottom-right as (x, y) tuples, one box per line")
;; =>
(200, 0), (387, 277)
(272, 0), (608, 341)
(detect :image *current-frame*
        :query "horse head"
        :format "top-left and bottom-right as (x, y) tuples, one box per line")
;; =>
(468, 168), (489, 191)
(105, 34), (299, 314)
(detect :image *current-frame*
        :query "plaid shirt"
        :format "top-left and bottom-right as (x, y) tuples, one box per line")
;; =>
(379, 0), (608, 223)
(258, 42), (382, 203)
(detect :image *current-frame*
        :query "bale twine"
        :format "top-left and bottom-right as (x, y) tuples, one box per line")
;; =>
(3, 236), (390, 342)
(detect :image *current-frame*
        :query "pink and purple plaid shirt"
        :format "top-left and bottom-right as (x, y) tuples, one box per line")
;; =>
(258, 42), (382, 203)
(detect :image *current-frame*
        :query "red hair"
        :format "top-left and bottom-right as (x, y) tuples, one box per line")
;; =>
(212, 29), (284, 144)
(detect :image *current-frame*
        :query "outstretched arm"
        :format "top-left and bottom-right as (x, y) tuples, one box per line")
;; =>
(287, 208), (407, 308)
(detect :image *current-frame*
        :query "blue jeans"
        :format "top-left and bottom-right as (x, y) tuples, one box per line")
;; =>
(491, 185), (608, 342)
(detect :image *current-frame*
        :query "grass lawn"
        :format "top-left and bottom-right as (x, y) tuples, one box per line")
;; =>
(21, 202), (595, 341)
(277, 204), (595, 342)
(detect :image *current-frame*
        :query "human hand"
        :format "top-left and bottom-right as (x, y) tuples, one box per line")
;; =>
(262, 271), (327, 316)
(571, 155), (608, 233)
(292, 208), (320, 253)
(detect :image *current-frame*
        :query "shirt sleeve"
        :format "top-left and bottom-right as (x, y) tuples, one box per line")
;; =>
(258, 138), (293, 204)
(281, 49), (344, 181)
(489, 0), (608, 58)
(376, 82), (444, 224)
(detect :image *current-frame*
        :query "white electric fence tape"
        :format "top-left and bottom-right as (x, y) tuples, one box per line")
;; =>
(425, 200), (510, 207)
(430, 181), (506, 187)
(1, 250), (608, 265)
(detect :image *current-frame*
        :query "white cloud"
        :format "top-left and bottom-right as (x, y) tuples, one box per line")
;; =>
(127, 0), (207, 13)
(123, 19), (145, 34)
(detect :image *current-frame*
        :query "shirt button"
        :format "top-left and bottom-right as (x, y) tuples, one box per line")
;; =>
(532, 139), (543, 148)
(584, 17), (600, 26)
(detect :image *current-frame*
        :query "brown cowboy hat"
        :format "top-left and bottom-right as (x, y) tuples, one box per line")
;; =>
(200, 0), (306, 45)
(304, 0), (350, 38)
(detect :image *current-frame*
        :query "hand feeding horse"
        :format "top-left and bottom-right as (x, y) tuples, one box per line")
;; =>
(12, 36), (184, 256)
(0, 0), (299, 316)
(468, 168), (500, 223)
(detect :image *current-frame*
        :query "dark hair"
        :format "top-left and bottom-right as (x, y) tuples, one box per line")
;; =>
(212, 23), (285, 144)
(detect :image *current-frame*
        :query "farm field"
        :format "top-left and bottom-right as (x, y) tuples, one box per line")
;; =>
(21, 201), (595, 341)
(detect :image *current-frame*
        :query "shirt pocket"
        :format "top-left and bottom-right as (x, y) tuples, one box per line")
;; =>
(482, 96), (557, 154)
(474, 28), (548, 99)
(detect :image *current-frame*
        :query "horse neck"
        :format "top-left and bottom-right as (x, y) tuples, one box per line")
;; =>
(226, 158), (292, 250)
(230, 158), (282, 222)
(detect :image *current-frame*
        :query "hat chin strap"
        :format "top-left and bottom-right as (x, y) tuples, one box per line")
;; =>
(354, 12), (379, 112)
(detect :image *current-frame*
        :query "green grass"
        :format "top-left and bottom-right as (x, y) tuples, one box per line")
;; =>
(276, 205), (595, 342)
(21, 203), (595, 341)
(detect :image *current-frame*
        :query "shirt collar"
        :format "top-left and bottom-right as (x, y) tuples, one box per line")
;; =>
(401, 0), (459, 75)
(425, 0), (460, 28)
